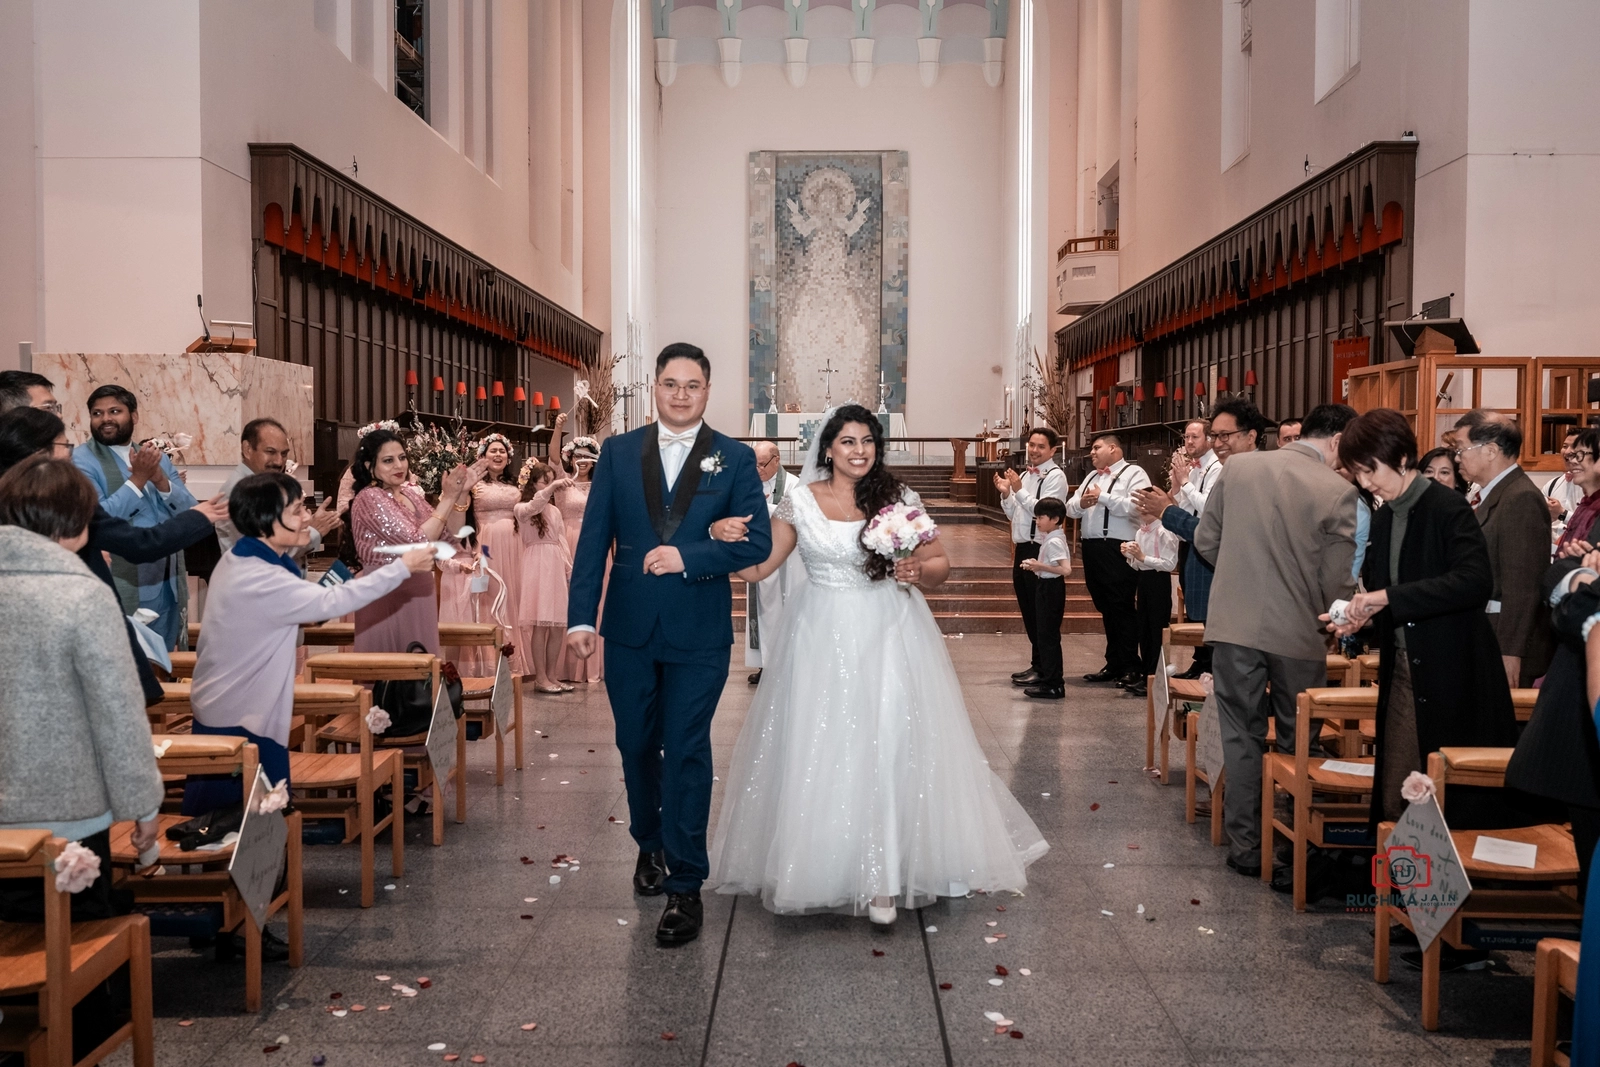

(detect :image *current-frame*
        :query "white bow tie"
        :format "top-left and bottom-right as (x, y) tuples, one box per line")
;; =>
(659, 428), (698, 447)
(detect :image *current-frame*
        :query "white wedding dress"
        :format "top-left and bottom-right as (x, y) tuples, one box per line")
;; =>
(711, 483), (1049, 916)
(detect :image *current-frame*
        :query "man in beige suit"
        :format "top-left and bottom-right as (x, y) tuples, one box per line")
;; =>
(1195, 403), (1360, 880)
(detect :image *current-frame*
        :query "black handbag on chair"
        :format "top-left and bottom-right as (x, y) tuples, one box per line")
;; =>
(374, 642), (464, 736)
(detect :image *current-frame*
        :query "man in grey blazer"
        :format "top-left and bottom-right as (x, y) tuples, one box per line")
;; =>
(1194, 404), (1360, 879)
(1454, 410), (1554, 687)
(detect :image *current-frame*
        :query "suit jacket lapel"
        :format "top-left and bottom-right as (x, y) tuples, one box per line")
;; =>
(663, 425), (715, 543)
(640, 423), (667, 541)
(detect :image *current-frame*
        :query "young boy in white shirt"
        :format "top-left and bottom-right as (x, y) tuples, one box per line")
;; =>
(1020, 497), (1072, 699)
(1119, 515), (1180, 699)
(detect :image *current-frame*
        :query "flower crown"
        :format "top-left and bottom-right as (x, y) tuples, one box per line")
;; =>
(357, 419), (401, 439)
(516, 455), (542, 490)
(476, 432), (514, 458)
(562, 436), (600, 459)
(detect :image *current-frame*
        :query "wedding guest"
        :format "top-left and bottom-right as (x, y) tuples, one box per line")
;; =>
(1557, 428), (1600, 555)
(187, 472), (434, 809)
(1328, 408), (1517, 826)
(216, 418), (341, 553)
(72, 385), (200, 650)
(1066, 432), (1151, 688)
(1167, 419), (1217, 676)
(462, 433), (524, 673)
(1018, 496), (1071, 699)
(0, 369), (60, 414)
(1195, 403), (1358, 882)
(1277, 416), (1304, 446)
(514, 459), (575, 694)
(348, 428), (483, 655)
(1120, 507), (1180, 699)
(1454, 410), (1554, 686)
(555, 431), (605, 683)
(0, 406), (225, 703)
(1546, 430), (1584, 523)
(1419, 447), (1468, 494)
(0, 456), (163, 920)
(997, 427), (1069, 689)
(744, 440), (803, 685)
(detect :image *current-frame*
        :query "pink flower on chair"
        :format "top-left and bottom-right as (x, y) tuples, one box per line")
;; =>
(54, 841), (102, 894)
(1199, 673), (1214, 696)
(366, 706), (393, 735)
(1400, 771), (1436, 804)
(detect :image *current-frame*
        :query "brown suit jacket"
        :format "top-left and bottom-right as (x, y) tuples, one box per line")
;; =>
(1194, 442), (1359, 661)
(1475, 467), (1554, 674)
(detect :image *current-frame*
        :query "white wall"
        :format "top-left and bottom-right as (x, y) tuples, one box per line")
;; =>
(0, 0), (38, 368)
(654, 60), (1009, 438)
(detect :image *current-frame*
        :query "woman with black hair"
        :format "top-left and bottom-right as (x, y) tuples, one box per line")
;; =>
(712, 404), (1048, 925)
(1419, 446), (1469, 494)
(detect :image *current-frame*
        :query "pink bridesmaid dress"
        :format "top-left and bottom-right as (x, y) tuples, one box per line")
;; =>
(350, 484), (444, 656)
(554, 480), (605, 682)
(512, 487), (572, 669)
(436, 551), (490, 675)
(468, 478), (525, 672)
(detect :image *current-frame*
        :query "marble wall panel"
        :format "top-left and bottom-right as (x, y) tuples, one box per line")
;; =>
(36, 352), (314, 467)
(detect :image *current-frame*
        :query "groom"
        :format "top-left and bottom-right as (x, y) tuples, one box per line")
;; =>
(567, 343), (772, 945)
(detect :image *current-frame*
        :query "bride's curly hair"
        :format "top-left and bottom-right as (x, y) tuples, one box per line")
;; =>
(816, 404), (905, 582)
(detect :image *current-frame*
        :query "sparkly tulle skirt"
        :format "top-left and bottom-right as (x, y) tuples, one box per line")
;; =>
(710, 577), (1049, 916)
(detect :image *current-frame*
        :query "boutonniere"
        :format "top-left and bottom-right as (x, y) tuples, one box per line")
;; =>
(700, 451), (726, 477)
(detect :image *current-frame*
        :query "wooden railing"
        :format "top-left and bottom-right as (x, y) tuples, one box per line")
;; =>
(1057, 230), (1118, 260)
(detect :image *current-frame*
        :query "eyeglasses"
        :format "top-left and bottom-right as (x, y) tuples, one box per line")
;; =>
(658, 382), (704, 397)
(39, 401), (62, 416)
(1212, 428), (1251, 442)
(1452, 443), (1489, 458)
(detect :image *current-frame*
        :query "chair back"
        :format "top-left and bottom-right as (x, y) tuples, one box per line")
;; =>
(1425, 747), (1514, 813)
(1511, 688), (1537, 723)
(300, 622), (355, 646)
(439, 624), (503, 650)
(0, 831), (70, 1048)
(1325, 653), (1357, 687)
(148, 682), (194, 732)
(1295, 687), (1379, 769)
(165, 651), (197, 680)
(306, 652), (440, 689)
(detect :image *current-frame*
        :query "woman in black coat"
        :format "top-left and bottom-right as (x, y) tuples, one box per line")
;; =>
(1329, 409), (1518, 826)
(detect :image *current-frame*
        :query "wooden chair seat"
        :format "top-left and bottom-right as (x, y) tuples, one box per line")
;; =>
(1356, 652), (1380, 685)
(110, 814), (238, 866)
(317, 712), (427, 748)
(293, 683), (368, 704)
(1169, 678), (1206, 702)
(1303, 756), (1377, 792)
(165, 651), (197, 680)
(445, 625), (524, 786)
(305, 651), (432, 674)
(291, 748), (401, 789)
(300, 622), (355, 645)
(1533, 939), (1581, 1067)
(1438, 746), (1514, 773)
(1513, 688), (1538, 722)
(0, 829), (49, 862)
(438, 623), (499, 645)
(460, 676), (495, 695)
(1454, 825), (1580, 882)
(1168, 623), (1205, 646)
(0, 920), (147, 996)
(1326, 653), (1356, 686)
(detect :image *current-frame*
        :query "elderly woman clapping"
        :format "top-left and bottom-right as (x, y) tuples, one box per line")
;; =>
(186, 473), (435, 810)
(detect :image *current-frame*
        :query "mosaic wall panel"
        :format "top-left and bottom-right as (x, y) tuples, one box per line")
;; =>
(748, 151), (908, 416)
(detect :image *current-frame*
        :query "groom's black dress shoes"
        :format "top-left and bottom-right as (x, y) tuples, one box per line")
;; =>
(655, 892), (703, 946)
(633, 849), (668, 896)
(1023, 684), (1065, 700)
(1082, 667), (1119, 683)
(1010, 669), (1042, 687)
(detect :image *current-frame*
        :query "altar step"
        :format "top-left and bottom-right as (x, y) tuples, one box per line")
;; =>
(732, 567), (1103, 635)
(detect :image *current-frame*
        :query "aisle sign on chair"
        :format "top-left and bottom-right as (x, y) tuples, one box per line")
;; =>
(1196, 691), (1226, 786)
(425, 681), (458, 781)
(1377, 797), (1471, 952)
(230, 768), (288, 930)
(491, 653), (515, 737)
(1152, 648), (1170, 736)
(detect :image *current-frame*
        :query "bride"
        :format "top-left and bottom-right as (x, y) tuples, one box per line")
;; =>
(711, 404), (1048, 924)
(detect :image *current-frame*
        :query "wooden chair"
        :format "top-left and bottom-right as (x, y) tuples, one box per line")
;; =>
(439, 623), (525, 783)
(1356, 652), (1381, 686)
(300, 622), (356, 647)
(305, 652), (458, 846)
(1373, 747), (1583, 1031)
(108, 736), (304, 1012)
(0, 831), (154, 1067)
(1532, 938), (1581, 1067)
(1144, 625), (1207, 776)
(147, 682), (194, 733)
(1513, 688), (1538, 724)
(163, 651), (197, 681)
(1263, 687), (1380, 910)
(1326, 653), (1357, 688)
(287, 685), (404, 907)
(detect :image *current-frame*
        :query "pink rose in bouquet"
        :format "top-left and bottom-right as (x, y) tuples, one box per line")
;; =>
(861, 502), (940, 588)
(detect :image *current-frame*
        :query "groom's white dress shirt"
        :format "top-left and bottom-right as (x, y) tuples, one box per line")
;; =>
(660, 422), (703, 491)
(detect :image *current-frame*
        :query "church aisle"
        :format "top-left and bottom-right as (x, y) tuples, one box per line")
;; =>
(109, 636), (1532, 1067)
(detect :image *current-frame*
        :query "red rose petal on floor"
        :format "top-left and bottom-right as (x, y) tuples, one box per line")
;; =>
(520, 914), (533, 920)
(351, 1005), (366, 1012)
(994, 933), (1008, 939)
(1090, 803), (1100, 811)
(1128, 844), (1140, 849)
(938, 982), (952, 990)
(608, 816), (617, 823)
(588, 749), (595, 753)
(1108, 780), (1118, 784)
(1009, 1030), (1025, 1039)
(536, 825), (546, 830)
(377, 1005), (392, 1011)
(994, 1025), (1010, 1035)
(1190, 898), (1201, 905)
(520, 1023), (538, 1031)
(329, 992), (343, 999)
(995, 965), (1009, 976)
(996, 905), (1006, 912)
(520, 857), (533, 864)
(416, 977), (432, 989)
(443, 1056), (459, 1063)
(871, 949), (885, 957)
(470, 1056), (487, 1063)
(263, 1045), (281, 1054)
(660, 1032), (677, 1041)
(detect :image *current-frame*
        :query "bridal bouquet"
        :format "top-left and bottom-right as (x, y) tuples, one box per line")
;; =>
(862, 502), (940, 589)
(404, 421), (473, 498)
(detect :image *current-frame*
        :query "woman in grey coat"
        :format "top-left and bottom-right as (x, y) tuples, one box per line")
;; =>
(0, 455), (164, 920)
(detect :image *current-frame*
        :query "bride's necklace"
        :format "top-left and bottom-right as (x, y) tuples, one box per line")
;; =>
(824, 475), (857, 520)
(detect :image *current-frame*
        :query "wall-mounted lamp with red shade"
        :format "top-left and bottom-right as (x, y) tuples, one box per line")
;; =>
(1133, 385), (1145, 402)
(455, 381), (468, 396)
(513, 386), (527, 404)
(491, 381), (505, 398)
(531, 391), (545, 407)
(405, 369), (419, 388)
(432, 376), (446, 392)
(1173, 386), (1185, 402)
(1154, 381), (1167, 399)
(549, 396), (561, 412)
(1217, 376), (1230, 393)
(1115, 391), (1127, 407)
(1194, 381), (1206, 397)
(475, 385), (487, 401)
(1244, 369), (1258, 387)
(1098, 395), (1110, 411)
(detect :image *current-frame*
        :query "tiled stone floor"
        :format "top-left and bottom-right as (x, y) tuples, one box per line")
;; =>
(110, 633), (1542, 1067)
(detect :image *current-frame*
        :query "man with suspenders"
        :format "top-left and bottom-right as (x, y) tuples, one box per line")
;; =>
(1066, 432), (1152, 688)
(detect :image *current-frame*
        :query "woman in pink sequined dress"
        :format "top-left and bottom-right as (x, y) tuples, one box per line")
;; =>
(348, 428), (484, 655)
(554, 428), (604, 682)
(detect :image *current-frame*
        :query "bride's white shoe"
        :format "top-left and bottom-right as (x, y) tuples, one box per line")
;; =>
(868, 895), (897, 925)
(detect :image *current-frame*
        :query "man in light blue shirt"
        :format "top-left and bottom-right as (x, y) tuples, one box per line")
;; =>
(72, 384), (199, 650)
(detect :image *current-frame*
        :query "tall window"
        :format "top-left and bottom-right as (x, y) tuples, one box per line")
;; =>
(1221, 0), (1250, 170)
(1314, 0), (1359, 102)
(396, 0), (426, 118)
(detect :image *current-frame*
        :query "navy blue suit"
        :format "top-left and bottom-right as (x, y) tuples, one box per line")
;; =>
(568, 422), (772, 892)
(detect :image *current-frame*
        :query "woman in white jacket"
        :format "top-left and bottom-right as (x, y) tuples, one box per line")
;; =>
(187, 472), (434, 811)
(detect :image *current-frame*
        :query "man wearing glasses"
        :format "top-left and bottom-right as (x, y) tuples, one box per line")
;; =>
(0, 370), (62, 415)
(1545, 431), (1584, 524)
